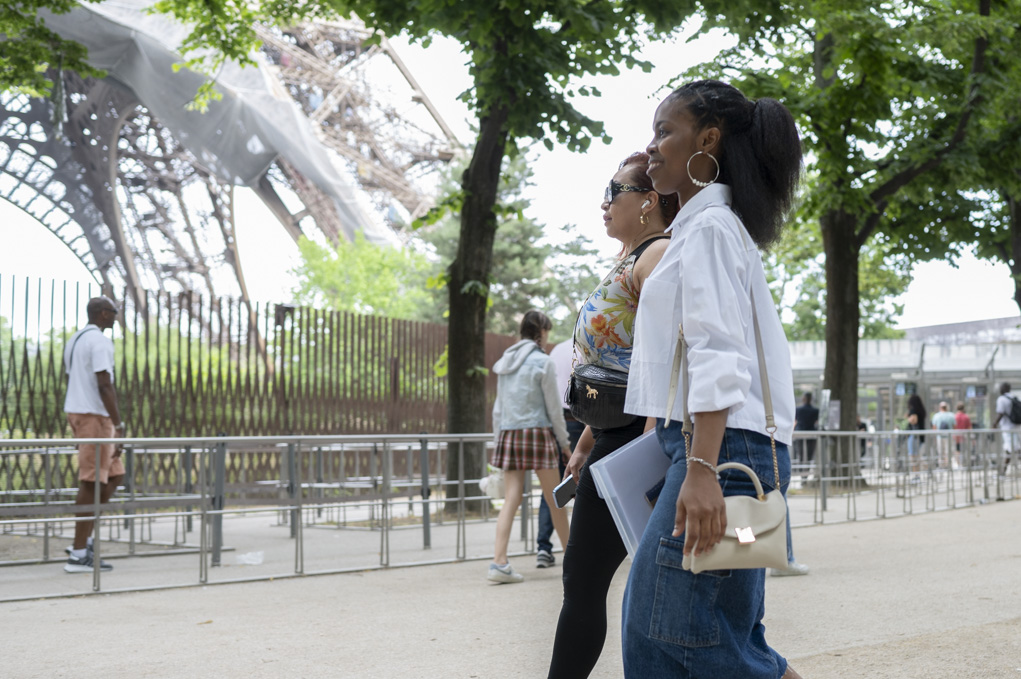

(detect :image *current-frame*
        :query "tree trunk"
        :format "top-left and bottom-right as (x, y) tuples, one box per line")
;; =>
(444, 104), (509, 513)
(821, 208), (862, 482)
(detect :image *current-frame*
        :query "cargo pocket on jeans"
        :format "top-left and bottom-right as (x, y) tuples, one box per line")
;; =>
(649, 536), (728, 648)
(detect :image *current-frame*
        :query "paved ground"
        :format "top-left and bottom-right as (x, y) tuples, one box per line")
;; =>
(2, 500), (1019, 678)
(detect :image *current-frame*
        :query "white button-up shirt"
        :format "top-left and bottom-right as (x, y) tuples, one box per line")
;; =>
(624, 184), (795, 444)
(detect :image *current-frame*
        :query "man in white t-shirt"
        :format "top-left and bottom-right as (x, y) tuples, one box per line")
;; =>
(992, 382), (1018, 478)
(62, 296), (125, 573)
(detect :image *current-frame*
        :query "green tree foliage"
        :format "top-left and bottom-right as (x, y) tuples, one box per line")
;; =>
(417, 154), (606, 340)
(766, 220), (908, 341)
(957, 49), (1021, 311)
(291, 233), (442, 322)
(0, 0), (103, 97)
(680, 0), (1020, 436)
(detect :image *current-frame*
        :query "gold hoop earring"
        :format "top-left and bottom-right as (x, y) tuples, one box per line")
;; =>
(640, 211), (650, 226)
(686, 151), (720, 188)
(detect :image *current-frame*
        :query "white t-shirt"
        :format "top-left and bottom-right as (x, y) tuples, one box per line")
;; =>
(549, 339), (574, 409)
(996, 393), (1019, 431)
(624, 184), (795, 444)
(63, 324), (115, 416)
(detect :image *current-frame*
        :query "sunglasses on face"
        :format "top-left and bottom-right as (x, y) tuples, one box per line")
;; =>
(604, 180), (654, 204)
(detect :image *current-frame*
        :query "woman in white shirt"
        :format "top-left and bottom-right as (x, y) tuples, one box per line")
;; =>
(621, 80), (805, 678)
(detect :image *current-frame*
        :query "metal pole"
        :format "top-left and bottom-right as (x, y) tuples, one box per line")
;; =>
(43, 447), (51, 561)
(293, 443), (304, 574)
(819, 434), (828, 515)
(125, 446), (135, 555)
(381, 442), (391, 568)
(457, 440), (466, 560)
(316, 446), (324, 519)
(419, 437), (431, 550)
(92, 441), (101, 592)
(184, 446), (193, 533)
(211, 441), (226, 567)
(287, 443), (298, 539)
(199, 446), (208, 584)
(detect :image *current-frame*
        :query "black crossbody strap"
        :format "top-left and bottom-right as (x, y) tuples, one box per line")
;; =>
(67, 327), (99, 372)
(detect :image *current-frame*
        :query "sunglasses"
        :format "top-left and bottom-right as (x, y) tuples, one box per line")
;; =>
(604, 180), (654, 204)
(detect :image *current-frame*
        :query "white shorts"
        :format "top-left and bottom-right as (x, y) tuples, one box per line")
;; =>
(1000, 428), (1018, 453)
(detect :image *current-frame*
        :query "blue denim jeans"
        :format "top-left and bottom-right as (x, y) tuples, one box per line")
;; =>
(621, 421), (792, 678)
(537, 416), (584, 553)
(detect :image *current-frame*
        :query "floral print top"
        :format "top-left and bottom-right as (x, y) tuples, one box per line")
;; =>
(573, 237), (668, 372)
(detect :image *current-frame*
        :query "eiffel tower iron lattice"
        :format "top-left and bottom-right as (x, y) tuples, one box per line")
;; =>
(0, 5), (460, 311)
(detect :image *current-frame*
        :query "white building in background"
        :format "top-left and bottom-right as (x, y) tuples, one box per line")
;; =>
(790, 317), (1021, 430)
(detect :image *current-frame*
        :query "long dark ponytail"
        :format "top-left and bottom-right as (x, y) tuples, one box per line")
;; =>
(667, 80), (802, 248)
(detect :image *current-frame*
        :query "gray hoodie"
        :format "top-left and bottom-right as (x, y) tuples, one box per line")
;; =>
(492, 339), (569, 451)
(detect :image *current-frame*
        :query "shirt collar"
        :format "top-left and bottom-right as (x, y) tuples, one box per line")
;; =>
(665, 183), (733, 234)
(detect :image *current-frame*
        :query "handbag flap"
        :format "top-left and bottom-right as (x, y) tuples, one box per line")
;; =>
(721, 489), (786, 540)
(573, 363), (628, 386)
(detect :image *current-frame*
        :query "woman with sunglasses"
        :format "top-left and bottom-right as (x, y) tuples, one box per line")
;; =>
(546, 152), (679, 679)
(621, 80), (804, 678)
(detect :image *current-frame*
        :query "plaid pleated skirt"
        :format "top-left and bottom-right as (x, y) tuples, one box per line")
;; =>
(492, 427), (559, 470)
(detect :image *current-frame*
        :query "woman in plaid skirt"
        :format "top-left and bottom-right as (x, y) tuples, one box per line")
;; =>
(489, 310), (572, 584)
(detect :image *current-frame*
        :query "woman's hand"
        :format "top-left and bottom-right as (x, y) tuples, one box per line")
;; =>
(565, 448), (590, 481)
(674, 465), (726, 556)
(674, 408), (729, 556)
(564, 425), (595, 481)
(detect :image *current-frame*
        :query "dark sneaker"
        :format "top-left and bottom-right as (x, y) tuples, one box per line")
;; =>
(65, 537), (94, 556)
(536, 550), (555, 568)
(64, 552), (112, 573)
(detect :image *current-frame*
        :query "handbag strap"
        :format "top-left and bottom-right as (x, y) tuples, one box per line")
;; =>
(66, 326), (99, 372)
(665, 226), (780, 488)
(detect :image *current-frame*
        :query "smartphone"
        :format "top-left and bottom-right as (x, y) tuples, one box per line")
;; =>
(553, 475), (578, 508)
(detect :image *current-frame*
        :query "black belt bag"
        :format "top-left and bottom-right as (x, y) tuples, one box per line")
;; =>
(566, 363), (638, 430)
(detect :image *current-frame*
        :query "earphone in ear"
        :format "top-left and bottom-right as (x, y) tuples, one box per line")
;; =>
(641, 199), (652, 208)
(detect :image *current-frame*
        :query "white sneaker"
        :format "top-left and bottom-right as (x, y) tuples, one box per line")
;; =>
(770, 561), (810, 577)
(487, 562), (524, 584)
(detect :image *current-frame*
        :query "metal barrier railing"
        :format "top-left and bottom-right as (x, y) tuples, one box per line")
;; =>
(0, 433), (549, 596)
(790, 428), (1019, 526)
(0, 428), (1016, 599)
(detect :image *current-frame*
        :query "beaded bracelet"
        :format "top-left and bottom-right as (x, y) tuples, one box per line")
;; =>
(686, 456), (718, 475)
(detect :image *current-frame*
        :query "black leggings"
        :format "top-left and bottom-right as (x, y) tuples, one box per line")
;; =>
(547, 420), (645, 679)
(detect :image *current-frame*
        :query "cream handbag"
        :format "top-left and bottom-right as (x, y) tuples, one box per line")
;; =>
(665, 252), (789, 574)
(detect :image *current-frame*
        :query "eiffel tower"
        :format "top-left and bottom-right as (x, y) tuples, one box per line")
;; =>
(0, 2), (459, 309)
